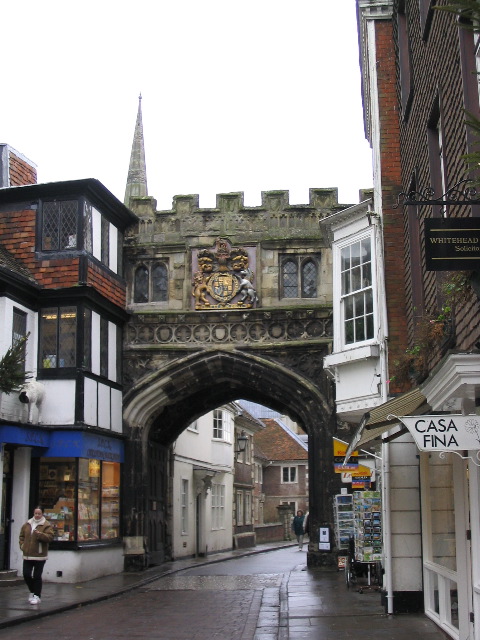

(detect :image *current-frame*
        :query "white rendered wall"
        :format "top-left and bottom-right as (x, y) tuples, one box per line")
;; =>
(389, 435), (422, 592)
(0, 297), (38, 422)
(97, 383), (111, 429)
(38, 380), (76, 425)
(42, 547), (124, 583)
(109, 224), (118, 274)
(84, 377), (98, 426)
(92, 207), (102, 262)
(108, 322), (117, 382)
(91, 311), (101, 376)
(172, 461), (195, 558)
(111, 388), (122, 433)
(173, 409), (234, 558)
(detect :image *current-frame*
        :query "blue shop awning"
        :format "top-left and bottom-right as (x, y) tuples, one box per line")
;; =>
(0, 425), (124, 462)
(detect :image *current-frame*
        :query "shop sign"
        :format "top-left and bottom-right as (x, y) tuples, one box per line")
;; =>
(0, 425), (50, 448)
(352, 477), (371, 489)
(399, 415), (480, 451)
(425, 218), (480, 270)
(341, 464), (374, 483)
(333, 438), (358, 458)
(46, 431), (124, 462)
(334, 461), (358, 473)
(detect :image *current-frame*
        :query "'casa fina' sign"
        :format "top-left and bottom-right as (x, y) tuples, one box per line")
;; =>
(399, 415), (480, 451)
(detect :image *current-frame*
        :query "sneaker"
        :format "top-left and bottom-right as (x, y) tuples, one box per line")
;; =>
(28, 593), (34, 603)
(29, 596), (41, 605)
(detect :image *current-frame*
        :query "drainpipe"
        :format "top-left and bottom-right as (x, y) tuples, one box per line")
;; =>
(382, 440), (394, 614)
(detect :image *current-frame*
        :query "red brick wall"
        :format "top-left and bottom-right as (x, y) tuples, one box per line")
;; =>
(8, 149), (37, 186)
(262, 464), (308, 522)
(0, 205), (126, 307)
(394, 2), (480, 366)
(375, 20), (409, 393)
(0, 207), (37, 266)
(87, 261), (126, 308)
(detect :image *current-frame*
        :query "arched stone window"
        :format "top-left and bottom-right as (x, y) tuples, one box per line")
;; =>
(134, 265), (149, 303)
(152, 263), (168, 302)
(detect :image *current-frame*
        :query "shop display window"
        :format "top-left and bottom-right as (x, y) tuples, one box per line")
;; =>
(39, 457), (120, 543)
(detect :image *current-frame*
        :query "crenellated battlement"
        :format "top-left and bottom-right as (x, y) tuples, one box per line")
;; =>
(125, 188), (351, 245)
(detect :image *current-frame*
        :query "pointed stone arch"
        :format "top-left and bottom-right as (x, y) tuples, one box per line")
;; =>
(124, 348), (332, 440)
(122, 348), (336, 568)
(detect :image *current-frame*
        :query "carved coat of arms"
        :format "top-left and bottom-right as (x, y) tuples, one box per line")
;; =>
(192, 238), (258, 310)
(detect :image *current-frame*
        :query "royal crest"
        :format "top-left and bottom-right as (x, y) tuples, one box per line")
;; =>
(192, 238), (258, 310)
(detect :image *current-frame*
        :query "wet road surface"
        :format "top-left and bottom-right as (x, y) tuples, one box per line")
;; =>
(0, 547), (449, 639)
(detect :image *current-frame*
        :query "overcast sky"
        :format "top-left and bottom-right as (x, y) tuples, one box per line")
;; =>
(2, 1), (372, 211)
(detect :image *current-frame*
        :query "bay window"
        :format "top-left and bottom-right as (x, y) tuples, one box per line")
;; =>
(340, 237), (374, 345)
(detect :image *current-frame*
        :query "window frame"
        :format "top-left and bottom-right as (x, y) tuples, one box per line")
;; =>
(132, 261), (169, 304)
(236, 490), (244, 526)
(12, 307), (27, 373)
(40, 199), (80, 253)
(336, 232), (376, 350)
(181, 478), (189, 534)
(39, 457), (121, 545)
(212, 409), (232, 443)
(39, 305), (77, 371)
(281, 466), (297, 484)
(280, 255), (320, 300)
(211, 483), (225, 530)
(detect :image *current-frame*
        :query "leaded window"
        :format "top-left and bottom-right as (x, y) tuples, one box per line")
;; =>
(133, 266), (148, 304)
(12, 308), (27, 372)
(282, 260), (298, 297)
(42, 200), (78, 251)
(152, 263), (168, 302)
(40, 306), (77, 369)
(301, 259), (317, 298)
(281, 256), (319, 299)
(133, 262), (168, 303)
(84, 202), (93, 253)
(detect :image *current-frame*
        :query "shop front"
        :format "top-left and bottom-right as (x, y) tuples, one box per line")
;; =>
(1, 425), (124, 584)
(345, 355), (480, 640)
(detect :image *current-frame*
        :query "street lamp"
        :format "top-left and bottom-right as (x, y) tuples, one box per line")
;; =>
(235, 430), (248, 458)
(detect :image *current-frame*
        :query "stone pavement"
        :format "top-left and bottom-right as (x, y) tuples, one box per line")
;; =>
(0, 542), (449, 639)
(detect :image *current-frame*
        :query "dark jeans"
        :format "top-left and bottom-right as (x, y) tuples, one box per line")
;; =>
(22, 559), (46, 597)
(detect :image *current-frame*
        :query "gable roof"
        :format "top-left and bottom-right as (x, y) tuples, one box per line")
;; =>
(254, 418), (308, 462)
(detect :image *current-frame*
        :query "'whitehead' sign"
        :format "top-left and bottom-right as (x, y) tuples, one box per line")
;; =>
(398, 415), (480, 451)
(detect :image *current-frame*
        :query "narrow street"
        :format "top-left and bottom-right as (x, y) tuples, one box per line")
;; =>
(0, 548), (448, 640)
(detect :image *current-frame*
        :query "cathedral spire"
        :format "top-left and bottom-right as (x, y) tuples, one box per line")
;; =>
(124, 94), (148, 206)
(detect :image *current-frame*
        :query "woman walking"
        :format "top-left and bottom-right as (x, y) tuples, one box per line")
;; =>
(292, 510), (306, 551)
(19, 506), (54, 605)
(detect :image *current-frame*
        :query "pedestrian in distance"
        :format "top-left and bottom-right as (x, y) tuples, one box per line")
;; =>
(19, 506), (54, 605)
(292, 509), (306, 550)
